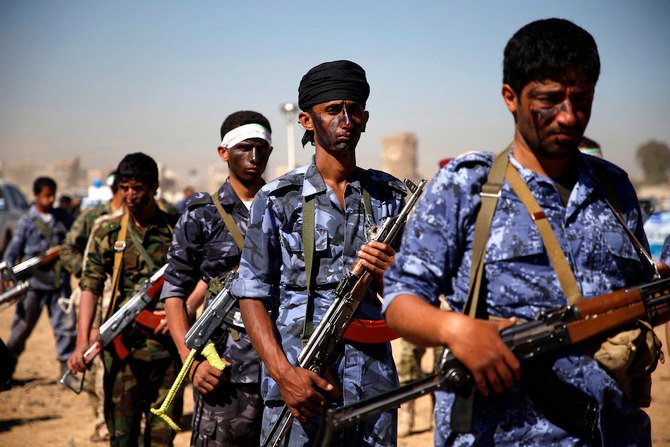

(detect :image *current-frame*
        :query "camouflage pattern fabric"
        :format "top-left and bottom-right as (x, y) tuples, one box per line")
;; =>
(384, 151), (655, 446)
(103, 350), (182, 447)
(61, 202), (113, 277)
(82, 208), (182, 443)
(190, 383), (263, 447)
(161, 179), (263, 445)
(232, 159), (406, 447)
(396, 339), (426, 384)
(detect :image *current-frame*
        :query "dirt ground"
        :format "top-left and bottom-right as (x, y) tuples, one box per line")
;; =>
(1, 309), (669, 446)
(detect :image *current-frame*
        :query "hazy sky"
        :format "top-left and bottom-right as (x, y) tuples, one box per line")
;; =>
(1, 1), (668, 184)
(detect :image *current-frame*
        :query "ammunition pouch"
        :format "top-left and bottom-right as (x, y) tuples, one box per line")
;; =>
(582, 320), (663, 407)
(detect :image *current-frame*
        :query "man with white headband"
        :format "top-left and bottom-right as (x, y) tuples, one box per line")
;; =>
(232, 60), (404, 446)
(162, 111), (273, 446)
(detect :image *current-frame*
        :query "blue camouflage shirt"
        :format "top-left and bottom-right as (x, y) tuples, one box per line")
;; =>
(161, 179), (260, 384)
(384, 150), (654, 446)
(3, 205), (72, 290)
(659, 235), (670, 265)
(231, 159), (405, 406)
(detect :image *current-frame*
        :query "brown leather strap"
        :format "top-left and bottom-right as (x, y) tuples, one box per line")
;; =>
(505, 164), (583, 305)
(105, 212), (129, 321)
(464, 147), (511, 318)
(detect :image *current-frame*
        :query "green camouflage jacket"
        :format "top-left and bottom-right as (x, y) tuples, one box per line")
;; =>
(61, 202), (113, 277)
(80, 207), (177, 360)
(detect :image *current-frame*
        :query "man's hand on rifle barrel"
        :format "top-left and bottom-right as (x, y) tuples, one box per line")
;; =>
(356, 241), (396, 291)
(445, 313), (521, 396)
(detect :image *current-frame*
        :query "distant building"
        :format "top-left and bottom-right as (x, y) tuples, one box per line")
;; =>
(383, 132), (420, 182)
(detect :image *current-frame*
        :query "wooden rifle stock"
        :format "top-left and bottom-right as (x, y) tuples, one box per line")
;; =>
(315, 276), (670, 445)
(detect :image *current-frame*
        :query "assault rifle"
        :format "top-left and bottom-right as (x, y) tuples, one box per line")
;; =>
(0, 246), (61, 307)
(59, 263), (168, 393)
(263, 178), (427, 447)
(315, 276), (670, 446)
(152, 270), (240, 430)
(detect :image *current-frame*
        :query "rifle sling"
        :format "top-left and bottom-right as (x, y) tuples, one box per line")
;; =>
(106, 212), (129, 322)
(211, 193), (245, 251)
(505, 163), (583, 305)
(300, 174), (373, 346)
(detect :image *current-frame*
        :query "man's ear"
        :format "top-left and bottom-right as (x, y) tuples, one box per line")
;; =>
(361, 110), (370, 132)
(218, 146), (229, 162)
(298, 111), (314, 131)
(501, 84), (519, 115)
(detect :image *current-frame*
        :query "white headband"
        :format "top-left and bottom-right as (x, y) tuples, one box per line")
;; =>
(220, 123), (272, 148)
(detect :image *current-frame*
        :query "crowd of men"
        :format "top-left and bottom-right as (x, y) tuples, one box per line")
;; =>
(1, 17), (668, 447)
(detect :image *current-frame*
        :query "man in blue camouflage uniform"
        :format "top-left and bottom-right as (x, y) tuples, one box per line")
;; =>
(162, 110), (273, 446)
(232, 60), (404, 446)
(384, 19), (655, 446)
(4, 176), (75, 380)
(68, 153), (182, 446)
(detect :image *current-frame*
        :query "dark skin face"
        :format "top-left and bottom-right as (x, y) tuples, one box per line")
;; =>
(306, 100), (369, 154)
(34, 186), (56, 213)
(118, 179), (158, 215)
(219, 138), (272, 186)
(504, 76), (595, 159)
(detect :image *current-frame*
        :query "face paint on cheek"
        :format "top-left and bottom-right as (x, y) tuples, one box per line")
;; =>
(531, 103), (565, 128)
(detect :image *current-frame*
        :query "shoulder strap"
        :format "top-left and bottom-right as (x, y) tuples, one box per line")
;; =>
(590, 162), (657, 277)
(211, 193), (245, 251)
(464, 147), (510, 318)
(32, 217), (55, 245)
(301, 194), (316, 345)
(105, 212), (129, 321)
(505, 164), (583, 305)
(127, 226), (156, 272)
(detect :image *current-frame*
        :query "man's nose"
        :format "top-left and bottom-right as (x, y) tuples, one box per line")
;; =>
(556, 99), (577, 127)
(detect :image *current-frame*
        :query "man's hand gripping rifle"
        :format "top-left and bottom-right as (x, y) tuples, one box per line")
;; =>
(59, 263), (168, 393)
(151, 270), (239, 431)
(315, 276), (670, 446)
(0, 246), (61, 308)
(263, 178), (426, 447)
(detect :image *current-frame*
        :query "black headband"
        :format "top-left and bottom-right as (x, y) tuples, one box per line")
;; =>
(298, 60), (370, 111)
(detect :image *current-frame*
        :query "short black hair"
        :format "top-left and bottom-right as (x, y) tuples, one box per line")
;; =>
(220, 111), (272, 142)
(33, 176), (56, 195)
(116, 153), (158, 185)
(503, 18), (600, 95)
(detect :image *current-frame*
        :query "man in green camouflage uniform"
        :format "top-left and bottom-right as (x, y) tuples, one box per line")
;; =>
(67, 153), (182, 446)
(61, 172), (123, 442)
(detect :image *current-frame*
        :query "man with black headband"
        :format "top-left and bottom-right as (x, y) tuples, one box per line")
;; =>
(384, 19), (657, 445)
(232, 60), (404, 446)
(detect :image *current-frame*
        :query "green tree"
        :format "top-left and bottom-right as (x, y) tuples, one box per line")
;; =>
(636, 140), (670, 185)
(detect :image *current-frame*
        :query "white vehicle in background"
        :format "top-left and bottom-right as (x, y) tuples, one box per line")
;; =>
(0, 180), (30, 256)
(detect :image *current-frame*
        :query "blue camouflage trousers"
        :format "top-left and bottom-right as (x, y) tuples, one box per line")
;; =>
(261, 399), (397, 447)
(191, 382), (263, 447)
(7, 286), (76, 364)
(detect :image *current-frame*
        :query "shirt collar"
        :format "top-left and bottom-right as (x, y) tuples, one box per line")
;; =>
(302, 155), (367, 198)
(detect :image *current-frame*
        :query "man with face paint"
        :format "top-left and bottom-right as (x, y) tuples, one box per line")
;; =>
(384, 19), (656, 446)
(161, 111), (273, 446)
(232, 60), (405, 446)
(68, 153), (182, 446)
